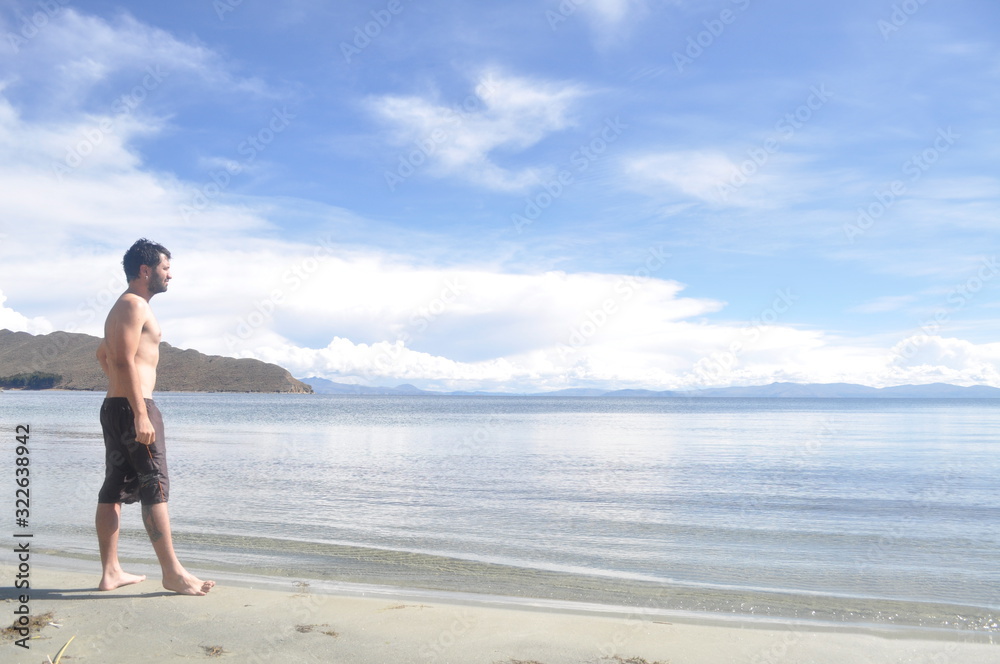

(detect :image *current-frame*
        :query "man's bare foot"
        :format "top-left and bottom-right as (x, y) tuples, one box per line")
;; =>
(98, 570), (147, 591)
(163, 572), (215, 596)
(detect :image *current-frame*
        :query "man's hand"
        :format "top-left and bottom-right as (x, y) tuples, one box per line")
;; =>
(134, 414), (156, 446)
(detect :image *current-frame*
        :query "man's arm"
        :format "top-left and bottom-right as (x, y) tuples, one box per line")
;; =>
(105, 297), (156, 445)
(96, 341), (108, 375)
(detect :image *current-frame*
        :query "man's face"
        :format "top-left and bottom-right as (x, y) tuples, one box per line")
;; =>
(147, 255), (171, 294)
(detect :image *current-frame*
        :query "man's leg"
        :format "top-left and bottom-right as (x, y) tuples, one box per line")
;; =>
(141, 502), (215, 595)
(95, 502), (146, 590)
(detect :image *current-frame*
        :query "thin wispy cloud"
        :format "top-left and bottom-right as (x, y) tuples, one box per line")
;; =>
(850, 295), (919, 314)
(369, 70), (588, 191)
(1, 9), (269, 115)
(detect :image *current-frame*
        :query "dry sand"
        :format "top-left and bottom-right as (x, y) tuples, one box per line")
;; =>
(2, 563), (997, 664)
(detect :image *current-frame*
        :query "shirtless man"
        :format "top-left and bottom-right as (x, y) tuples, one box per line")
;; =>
(95, 238), (214, 595)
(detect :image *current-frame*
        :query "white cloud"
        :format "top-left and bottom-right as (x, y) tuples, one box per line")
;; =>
(885, 335), (1000, 385)
(1, 8), (269, 112)
(189, 251), (729, 369)
(624, 148), (827, 210)
(850, 295), (918, 314)
(369, 70), (587, 191)
(0, 290), (52, 335)
(625, 150), (736, 203)
(0, 6), (287, 262)
(233, 310), (892, 393)
(192, 251), (986, 392)
(250, 337), (526, 388)
(0, 54), (282, 240)
(0, 54), (282, 338)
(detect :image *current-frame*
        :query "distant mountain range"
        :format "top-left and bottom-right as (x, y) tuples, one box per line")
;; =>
(300, 377), (1000, 399)
(0, 329), (312, 393)
(301, 377), (499, 396)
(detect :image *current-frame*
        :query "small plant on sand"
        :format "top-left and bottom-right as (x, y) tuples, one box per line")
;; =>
(48, 635), (75, 664)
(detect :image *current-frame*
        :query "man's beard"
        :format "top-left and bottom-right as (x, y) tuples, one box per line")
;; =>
(149, 275), (168, 294)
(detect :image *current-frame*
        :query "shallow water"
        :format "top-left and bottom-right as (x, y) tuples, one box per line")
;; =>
(4, 391), (999, 635)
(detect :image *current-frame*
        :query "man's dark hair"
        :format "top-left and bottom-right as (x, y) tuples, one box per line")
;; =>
(123, 238), (171, 281)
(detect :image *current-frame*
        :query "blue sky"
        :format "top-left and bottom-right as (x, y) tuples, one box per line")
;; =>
(1, 0), (999, 391)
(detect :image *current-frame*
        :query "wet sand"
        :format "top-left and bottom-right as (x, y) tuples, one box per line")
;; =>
(2, 563), (997, 663)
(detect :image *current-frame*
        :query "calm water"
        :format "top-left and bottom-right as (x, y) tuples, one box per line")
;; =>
(3, 391), (999, 635)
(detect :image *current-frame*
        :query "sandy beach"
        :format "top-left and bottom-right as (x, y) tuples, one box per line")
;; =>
(2, 562), (996, 664)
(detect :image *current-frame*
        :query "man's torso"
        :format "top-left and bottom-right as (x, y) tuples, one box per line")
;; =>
(101, 293), (161, 399)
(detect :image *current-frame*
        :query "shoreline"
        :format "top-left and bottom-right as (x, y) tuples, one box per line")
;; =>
(14, 553), (1000, 642)
(35, 529), (1000, 640)
(3, 561), (998, 664)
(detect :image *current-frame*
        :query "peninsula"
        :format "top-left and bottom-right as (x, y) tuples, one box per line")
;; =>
(0, 329), (311, 393)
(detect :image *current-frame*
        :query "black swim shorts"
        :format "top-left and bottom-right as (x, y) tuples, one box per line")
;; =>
(97, 397), (170, 505)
